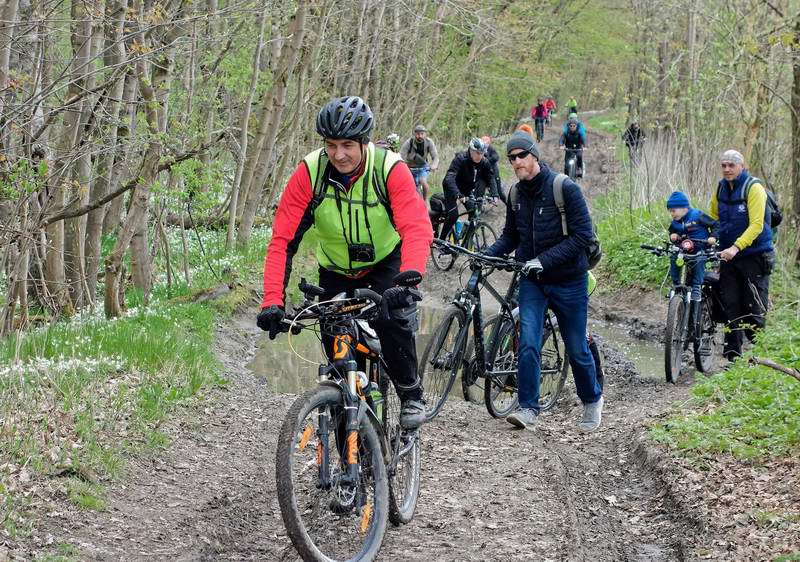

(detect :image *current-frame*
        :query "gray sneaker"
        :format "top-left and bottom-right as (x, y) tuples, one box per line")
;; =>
(579, 396), (604, 432)
(507, 408), (538, 430)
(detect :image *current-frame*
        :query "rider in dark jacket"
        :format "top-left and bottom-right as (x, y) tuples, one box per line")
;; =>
(439, 138), (495, 239)
(559, 120), (587, 177)
(482, 136), (505, 203)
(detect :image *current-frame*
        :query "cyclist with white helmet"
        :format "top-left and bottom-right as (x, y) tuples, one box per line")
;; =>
(437, 137), (495, 241)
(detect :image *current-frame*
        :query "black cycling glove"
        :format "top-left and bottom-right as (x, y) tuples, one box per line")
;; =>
(256, 305), (285, 340)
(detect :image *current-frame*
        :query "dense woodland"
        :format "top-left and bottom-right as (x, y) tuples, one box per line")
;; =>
(0, 0), (799, 334)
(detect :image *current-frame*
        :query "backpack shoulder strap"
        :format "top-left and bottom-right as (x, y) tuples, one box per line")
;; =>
(373, 146), (389, 205)
(509, 182), (519, 210)
(309, 149), (328, 209)
(552, 173), (569, 235)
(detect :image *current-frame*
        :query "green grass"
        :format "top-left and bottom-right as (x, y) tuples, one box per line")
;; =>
(587, 107), (629, 135)
(776, 554), (800, 562)
(594, 195), (670, 290)
(650, 281), (800, 459)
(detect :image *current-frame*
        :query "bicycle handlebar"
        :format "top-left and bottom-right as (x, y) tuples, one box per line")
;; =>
(353, 288), (382, 305)
(432, 239), (523, 271)
(640, 243), (721, 261)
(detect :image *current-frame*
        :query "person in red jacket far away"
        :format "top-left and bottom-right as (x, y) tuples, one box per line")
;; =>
(256, 96), (433, 429)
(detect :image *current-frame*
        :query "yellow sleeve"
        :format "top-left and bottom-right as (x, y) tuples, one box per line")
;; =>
(734, 182), (767, 250)
(709, 191), (719, 220)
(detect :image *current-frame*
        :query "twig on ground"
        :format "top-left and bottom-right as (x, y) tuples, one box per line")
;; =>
(749, 357), (800, 383)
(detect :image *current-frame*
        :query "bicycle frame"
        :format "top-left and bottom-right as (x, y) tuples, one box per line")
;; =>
(287, 296), (416, 490)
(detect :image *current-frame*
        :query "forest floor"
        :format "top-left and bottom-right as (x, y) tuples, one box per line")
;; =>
(9, 119), (791, 562)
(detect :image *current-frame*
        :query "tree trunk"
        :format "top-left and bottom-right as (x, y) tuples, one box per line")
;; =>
(237, 2), (308, 249)
(102, 71), (138, 235)
(792, 15), (800, 227)
(226, 6), (268, 251)
(86, 0), (128, 302)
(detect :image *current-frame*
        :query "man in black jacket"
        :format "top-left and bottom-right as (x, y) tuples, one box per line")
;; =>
(439, 137), (495, 240)
(482, 135), (505, 203)
(485, 130), (603, 432)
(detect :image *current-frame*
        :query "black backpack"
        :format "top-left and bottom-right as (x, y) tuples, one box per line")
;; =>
(717, 176), (782, 230)
(509, 173), (602, 269)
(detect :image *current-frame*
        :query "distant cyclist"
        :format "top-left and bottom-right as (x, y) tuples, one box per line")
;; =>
(622, 121), (645, 165)
(567, 96), (578, 115)
(439, 137), (495, 240)
(481, 135), (504, 203)
(562, 113), (587, 144)
(376, 132), (400, 152)
(531, 98), (548, 142)
(544, 97), (557, 123)
(559, 118), (588, 177)
(400, 125), (439, 200)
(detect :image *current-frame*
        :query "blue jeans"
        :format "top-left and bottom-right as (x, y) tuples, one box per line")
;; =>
(518, 275), (602, 412)
(410, 166), (429, 190)
(669, 255), (706, 300)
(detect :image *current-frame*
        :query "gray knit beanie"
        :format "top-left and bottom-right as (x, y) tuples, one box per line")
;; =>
(506, 131), (540, 160)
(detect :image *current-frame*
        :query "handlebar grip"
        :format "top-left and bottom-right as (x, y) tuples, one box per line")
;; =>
(640, 244), (658, 250)
(353, 288), (382, 305)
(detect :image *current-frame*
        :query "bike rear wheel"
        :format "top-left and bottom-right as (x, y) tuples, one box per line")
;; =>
(418, 306), (467, 420)
(693, 300), (716, 373)
(276, 386), (388, 562)
(665, 295), (686, 383)
(539, 320), (570, 412)
(431, 229), (458, 271)
(484, 316), (519, 418)
(379, 369), (421, 526)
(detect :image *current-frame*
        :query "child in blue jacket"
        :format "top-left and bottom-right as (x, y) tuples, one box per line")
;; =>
(666, 191), (719, 330)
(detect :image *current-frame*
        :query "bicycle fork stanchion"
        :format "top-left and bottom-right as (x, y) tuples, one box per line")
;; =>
(317, 365), (333, 490)
(344, 359), (361, 488)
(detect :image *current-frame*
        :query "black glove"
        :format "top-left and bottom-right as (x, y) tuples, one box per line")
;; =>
(256, 305), (285, 340)
(381, 286), (422, 321)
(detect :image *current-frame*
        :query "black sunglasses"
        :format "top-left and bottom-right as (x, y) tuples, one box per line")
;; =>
(507, 150), (531, 162)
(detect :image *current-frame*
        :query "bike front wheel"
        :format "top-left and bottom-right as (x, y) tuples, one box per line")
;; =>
(467, 221), (498, 253)
(665, 295), (686, 383)
(276, 386), (389, 562)
(419, 305), (467, 420)
(431, 230), (458, 271)
(539, 318), (570, 412)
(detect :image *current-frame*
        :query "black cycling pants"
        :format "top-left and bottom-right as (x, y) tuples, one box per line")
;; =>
(439, 194), (477, 241)
(318, 245), (423, 401)
(718, 251), (773, 360)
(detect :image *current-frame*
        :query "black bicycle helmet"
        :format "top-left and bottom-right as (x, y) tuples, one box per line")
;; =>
(316, 96), (374, 141)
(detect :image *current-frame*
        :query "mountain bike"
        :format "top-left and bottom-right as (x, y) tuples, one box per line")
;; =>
(275, 279), (421, 562)
(562, 147), (584, 180)
(641, 242), (722, 382)
(430, 195), (498, 272)
(419, 240), (569, 419)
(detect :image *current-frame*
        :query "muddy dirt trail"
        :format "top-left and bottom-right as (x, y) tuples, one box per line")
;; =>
(19, 117), (703, 561)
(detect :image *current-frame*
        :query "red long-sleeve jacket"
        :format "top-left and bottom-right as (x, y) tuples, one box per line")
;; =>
(261, 157), (433, 308)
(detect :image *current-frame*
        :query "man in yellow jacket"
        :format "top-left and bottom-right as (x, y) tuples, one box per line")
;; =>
(709, 149), (775, 362)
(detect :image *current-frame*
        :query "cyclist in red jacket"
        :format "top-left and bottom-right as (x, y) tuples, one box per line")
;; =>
(256, 96), (433, 429)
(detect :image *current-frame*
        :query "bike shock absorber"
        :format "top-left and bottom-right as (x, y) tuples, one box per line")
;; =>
(344, 360), (361, 485)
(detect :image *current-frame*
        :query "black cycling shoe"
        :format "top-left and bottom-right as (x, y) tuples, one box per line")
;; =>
(399, 400), (427, 429)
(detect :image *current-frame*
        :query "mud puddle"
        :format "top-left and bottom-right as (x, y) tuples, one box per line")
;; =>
(248, 304), (453, 395)
(590, 318), (663, 381)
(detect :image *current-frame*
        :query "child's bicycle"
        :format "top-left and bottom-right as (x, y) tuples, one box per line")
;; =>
(274, 277), (422, 561)
(641, 241), (723, 382)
